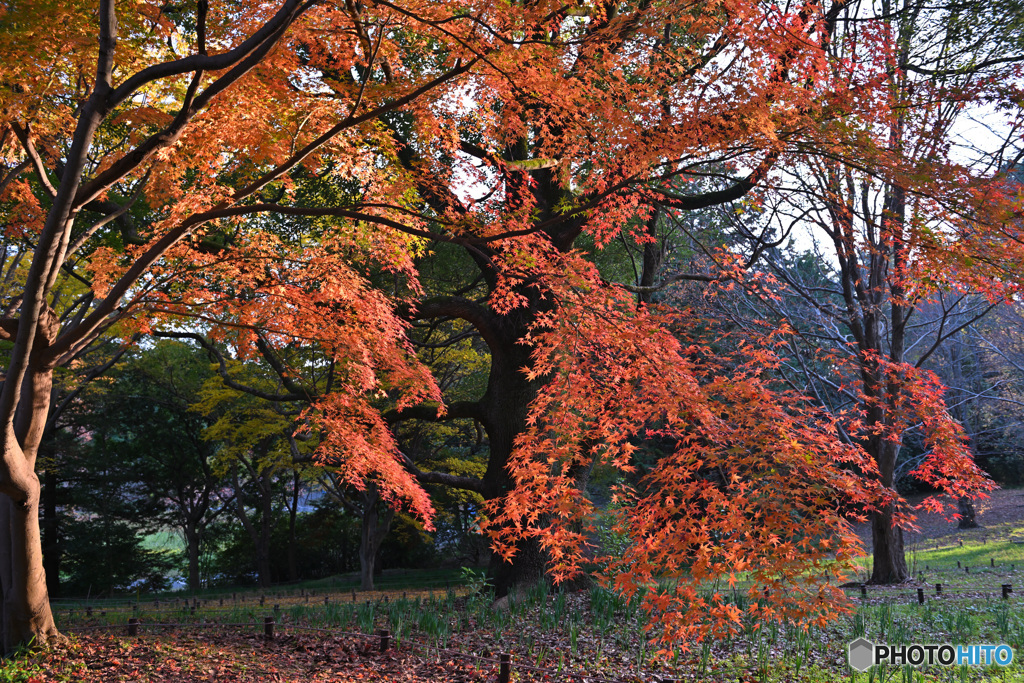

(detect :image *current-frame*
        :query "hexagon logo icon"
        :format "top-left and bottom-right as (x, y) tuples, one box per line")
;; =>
(848, 638), (875, 672)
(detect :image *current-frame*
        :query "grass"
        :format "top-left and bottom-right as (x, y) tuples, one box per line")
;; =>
(40, 574), (1024, 682)
(139, 530), (185, 554)
(22, 534), (1024, 682)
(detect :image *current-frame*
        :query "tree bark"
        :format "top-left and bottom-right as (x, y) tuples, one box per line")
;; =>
(479, 339), (548, 596)
(2, 483), (59, 654)
(869, 501), (909, 584)
(287, 471), (300, 583)
(868, 436), (910, 583)
(184, 524), (202, 592)
(358, 484), (394, 591)
(231, 465), (274, 589)
(957, 496), (980, 529)
(2, 330), (62, 653)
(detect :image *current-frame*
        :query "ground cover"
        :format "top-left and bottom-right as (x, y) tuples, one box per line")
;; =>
(4, 578), (1024, 682)
(7, 492), (1024, 681)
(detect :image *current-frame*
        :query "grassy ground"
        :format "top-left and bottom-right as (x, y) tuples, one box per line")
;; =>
(9, 493), (1024, 682)
(5, 568), (1024, 682)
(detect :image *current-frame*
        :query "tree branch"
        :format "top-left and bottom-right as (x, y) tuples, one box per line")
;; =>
(152, 331), (308, 402)
(398, 450), (485, 494)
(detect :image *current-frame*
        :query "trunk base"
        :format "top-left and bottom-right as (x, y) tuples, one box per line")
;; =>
(869, 506), (910, 584)
(957, 496), (980, 530)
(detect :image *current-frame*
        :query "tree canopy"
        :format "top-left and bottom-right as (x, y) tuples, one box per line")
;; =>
(1, 0), (1022, 653)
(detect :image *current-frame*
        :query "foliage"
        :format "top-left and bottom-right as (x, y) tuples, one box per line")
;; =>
(206, 502), (361, 586)
(58, 518), (172, 596)
(58, 341), (228, 593)
(482, 250), (887, 647)
(1, 0), (1022, 652)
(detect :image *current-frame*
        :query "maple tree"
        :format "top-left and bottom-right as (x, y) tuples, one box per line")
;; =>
(703, 0), (1024, 582)
(2, 0), (1020, 656)
(0, 0), (489, 650)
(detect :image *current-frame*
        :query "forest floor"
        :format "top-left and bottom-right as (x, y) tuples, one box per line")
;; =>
(4, 631), (506, 682)
(853, 487), (1024, 544)
(7, 491), (1024, 682)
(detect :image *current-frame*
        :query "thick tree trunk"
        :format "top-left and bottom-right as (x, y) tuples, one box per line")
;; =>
(2, 346), (61, 653)
(480, 341), (548, 597)
(869, 501), (909, 583)
(358, 484), (394, 591)
(257, 474), (272, 588)
(868, 439), (909, 583)
(957, 496), (980, 529)
(2, 486), (59, 654)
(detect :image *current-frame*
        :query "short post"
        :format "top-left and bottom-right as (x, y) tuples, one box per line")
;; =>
(936, 583), (942, 596)
(992, 558), (996, 568)
(352, 591), (356, 603)
(128, 617), (139, 637)
(966, 566), (970, 574)
(219, 598), (224, 607)
(86, 606), (92, 617)
(860, 584), (867, 598)
(380, 629), (390, 652)
(917, 588), (925, 605)
(1003, 584), (1013, 599)
(324, 596), (329, 605)
(498, 653), (512, 683)
(264, 616), (275, 640)
(957, 560), (961, 568)
(260, 595), (265, 607)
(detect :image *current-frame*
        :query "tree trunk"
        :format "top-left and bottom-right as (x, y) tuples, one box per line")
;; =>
(2, 486), (59, 654)
(257, 471), (273, 587)
(868, 437), (909, 583)
(231, 465), (273, 589)
(287, 471), (300, 583)
(358, 484), (394, 591)
(957, 496), (980, 529)
(184, 525), (202, 592)
(2, 345), (61, 653)
(480, 340), (548, 597)
(41, 456), (60, 600)
(869, 501), (909, 583)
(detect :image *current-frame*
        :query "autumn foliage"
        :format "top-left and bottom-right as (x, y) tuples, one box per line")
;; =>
(0, 0), (1021, 653)
(477, 248), (860, 644)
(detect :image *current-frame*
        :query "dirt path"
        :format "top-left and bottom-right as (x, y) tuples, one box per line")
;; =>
(854, 487), (1024, 545)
